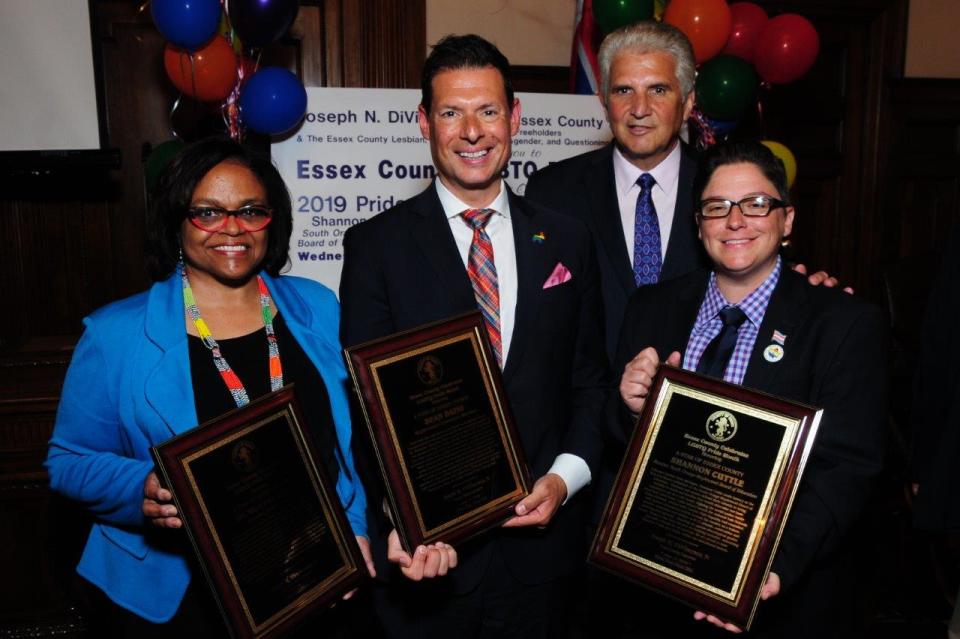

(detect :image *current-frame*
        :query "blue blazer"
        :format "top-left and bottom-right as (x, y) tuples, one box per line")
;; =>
(45, 272), (366, 622)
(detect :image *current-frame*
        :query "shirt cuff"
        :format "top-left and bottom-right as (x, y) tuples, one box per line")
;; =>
(547, 453), (592, 505)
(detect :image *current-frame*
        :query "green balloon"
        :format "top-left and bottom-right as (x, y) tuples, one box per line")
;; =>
(695, 55), (758, 121)
(144, 139), (186, 194)
(593, 0), (655, 34)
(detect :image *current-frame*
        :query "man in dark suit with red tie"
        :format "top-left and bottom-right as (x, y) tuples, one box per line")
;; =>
(339, 34), (609, 638)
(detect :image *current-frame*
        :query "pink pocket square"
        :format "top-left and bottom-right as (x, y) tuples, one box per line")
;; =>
(543, 262), (572, 289)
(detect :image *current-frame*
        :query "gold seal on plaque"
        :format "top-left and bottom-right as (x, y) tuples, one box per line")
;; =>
(230, 439), (260, 473)
(417, 355), (444, 385)
(705, 411), (738, 442)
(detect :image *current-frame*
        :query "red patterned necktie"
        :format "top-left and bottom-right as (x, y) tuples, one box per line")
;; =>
(461, 208), (502, 366)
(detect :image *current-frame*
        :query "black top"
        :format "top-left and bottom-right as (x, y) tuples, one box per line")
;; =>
(188, 313), (340, 484)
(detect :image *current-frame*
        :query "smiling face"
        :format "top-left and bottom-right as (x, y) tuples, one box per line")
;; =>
(418, 65), (520, 208)
(180, 160), (269, 286)
(604, 50), (694, 171)
(698, 162), (795, 297)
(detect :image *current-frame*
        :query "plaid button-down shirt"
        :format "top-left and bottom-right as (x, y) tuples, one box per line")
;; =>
(682, 258), (782, 385)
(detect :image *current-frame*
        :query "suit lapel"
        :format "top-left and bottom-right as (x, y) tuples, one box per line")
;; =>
(661, 144), (702, 281)
(589, 145), (636, 295)
(743, 270), (807, 389)
(664, 272), (709, 354)
(502, 192), (551, 383)
(410, 184), (477, 311)
(143, 274), (198, 437)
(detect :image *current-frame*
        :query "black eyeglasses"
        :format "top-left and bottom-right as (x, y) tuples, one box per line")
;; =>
(186, 206), (273, 232)
(697, 195), (787, 219)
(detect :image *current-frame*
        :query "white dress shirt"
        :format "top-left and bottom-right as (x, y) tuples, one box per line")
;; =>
(435, 178), (591, 501)
(613, 141), (682, 262)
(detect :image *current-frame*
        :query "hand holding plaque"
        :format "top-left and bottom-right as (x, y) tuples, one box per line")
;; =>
(592, 365), (822, 631)
(345, 312), (532, 552)
(151, 387), (367, 639)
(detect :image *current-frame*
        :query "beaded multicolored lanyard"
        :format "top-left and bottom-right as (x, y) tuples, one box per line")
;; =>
(181, 264), (283, 408)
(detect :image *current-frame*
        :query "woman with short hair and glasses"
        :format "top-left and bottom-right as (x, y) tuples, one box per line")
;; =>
(46, 137), (372, 635)
(615, 140), (887, 637)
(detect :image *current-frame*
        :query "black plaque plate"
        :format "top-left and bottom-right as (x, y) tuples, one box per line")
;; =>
(591, 366), (822, 630)
(345, 312), (532, 552)
(151, 386), (365, 639)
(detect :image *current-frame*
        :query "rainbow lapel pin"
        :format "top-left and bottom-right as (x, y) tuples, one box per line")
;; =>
(532, 231), (546, 244)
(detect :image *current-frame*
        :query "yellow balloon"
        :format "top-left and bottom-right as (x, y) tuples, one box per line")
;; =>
(654, 0), (668, 20)
(218, 11), (244, 55)
(761, 140), (797, 188)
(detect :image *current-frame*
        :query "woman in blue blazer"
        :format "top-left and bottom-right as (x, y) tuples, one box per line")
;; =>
(46, 138), (370, 633)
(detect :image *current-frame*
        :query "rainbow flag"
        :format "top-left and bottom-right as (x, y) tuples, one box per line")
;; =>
(570, 0), (602, 95)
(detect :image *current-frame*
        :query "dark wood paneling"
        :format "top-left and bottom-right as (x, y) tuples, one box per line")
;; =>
(882, 79), (960, 259)
(512, 65), (569, 94)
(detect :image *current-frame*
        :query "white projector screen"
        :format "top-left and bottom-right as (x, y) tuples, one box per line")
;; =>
(0, 1), (102, 152)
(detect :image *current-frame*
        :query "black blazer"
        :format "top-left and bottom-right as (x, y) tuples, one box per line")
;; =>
(613, 268), (888, 634)
(339, 182), (610, 591)
(526, 142), (709, 360)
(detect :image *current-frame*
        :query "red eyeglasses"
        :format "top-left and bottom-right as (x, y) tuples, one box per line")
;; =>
(186, 206), (273, 232)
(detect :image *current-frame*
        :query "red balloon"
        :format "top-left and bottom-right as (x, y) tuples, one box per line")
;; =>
(754, 14), (820, 84)
(722, 3), (769, 62)
(664, 0), (732, 64)
(164, 35), (238, 102)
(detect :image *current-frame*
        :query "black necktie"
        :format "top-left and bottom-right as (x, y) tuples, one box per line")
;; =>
(696, 306), (748, 380)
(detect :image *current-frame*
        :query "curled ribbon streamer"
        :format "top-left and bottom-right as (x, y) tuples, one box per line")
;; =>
(757, 81), (771, 138)
(168, 94), (185, 141)
(222, 48), (262, 141)
(689, 106), (717, 150)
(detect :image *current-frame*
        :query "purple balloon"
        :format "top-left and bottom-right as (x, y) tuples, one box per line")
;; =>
(228, 0), (299, 48)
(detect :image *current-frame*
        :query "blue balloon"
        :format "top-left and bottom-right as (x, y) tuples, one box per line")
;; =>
(239, 67), (307, 135)
(151, 0), (221, 51)
(703, 117), (741, 135)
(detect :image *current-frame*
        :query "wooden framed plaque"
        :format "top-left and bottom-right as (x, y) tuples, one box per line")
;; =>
(345, 312), (532, 552)
(591, 366), (822, 630)
(151, 386), (366, 639)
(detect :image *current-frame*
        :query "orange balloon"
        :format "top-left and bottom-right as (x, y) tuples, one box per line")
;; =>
(664, 0), (733, 64)
(164, 35), (238, 102)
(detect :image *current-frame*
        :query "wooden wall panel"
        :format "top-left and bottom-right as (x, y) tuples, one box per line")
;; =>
(882, 79), (960, 259)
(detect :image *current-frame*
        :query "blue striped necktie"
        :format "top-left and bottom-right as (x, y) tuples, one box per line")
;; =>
(633, 173), (661, 286)
(461, 208), (502, 366)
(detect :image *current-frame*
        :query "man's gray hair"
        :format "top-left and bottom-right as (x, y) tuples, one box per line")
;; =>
(598, 20), (696, 100)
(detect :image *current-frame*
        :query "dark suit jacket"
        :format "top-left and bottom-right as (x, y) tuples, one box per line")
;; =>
(613, 268), (888, 635)
(526, 142), (710, 360)
(339, 182), (610, 592)
(911, 224), (960, 532)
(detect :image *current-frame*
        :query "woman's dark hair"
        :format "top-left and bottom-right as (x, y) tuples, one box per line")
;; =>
(420, 34), (514, 113)
(145, 136), (292, 281)
(691, 140), (791, 213)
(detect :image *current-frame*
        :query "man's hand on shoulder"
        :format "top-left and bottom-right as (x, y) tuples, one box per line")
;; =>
(792, 263), (854, 294)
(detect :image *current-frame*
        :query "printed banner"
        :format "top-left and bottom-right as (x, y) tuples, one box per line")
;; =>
(272, 88), (611, 292)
